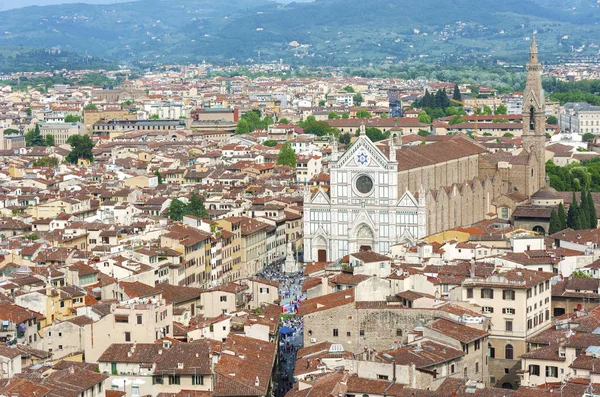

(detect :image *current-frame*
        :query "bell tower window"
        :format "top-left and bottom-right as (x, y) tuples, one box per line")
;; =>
(530, 107), (535, 131)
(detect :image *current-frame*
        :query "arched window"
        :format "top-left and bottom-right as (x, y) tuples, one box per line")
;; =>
(505, 344), (514, 360)
(530, 107), (535, 131)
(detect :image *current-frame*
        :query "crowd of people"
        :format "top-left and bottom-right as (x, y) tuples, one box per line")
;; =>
(257, 262), (305, 397)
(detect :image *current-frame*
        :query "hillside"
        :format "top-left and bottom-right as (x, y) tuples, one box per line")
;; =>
(1, 0), (600, 67)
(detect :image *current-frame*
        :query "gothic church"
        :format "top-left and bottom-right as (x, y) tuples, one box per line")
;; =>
(303, 35), (547, 263)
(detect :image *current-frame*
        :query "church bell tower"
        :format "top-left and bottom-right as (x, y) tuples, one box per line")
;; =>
(521, 33), (546, 195)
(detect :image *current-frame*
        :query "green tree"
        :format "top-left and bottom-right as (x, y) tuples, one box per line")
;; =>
(149, 114), (160, 120)
(83, 103), (98, 111)
(25, 124), (45, 146)
(567, 192), (579, 229)
(338, 133), (351, 145)
(318, 99), (326, 107)
(263, 140), (278, 147)
(448, 115), (467, 125)
(580, 190), (591, 229)
(503, 133), (514, 138)
(549, 209), (561, 234)
(365, 127), (388, 142)
(452, 84), (462, 102)
(572, 269), (592, 278)
(167, 199), (187, 221)
(235, 119), (250, 135)
(45, 134), (55, 146)
(494, 104), (508, 115)
(154, 170), (163, 184)
(380, 113), (388, 119)
(342, 85), (355, 93)
(277, 142), (296, 167)
(328, 112), (340, 119)
(493, 118), (509, 123)
(547, 115), (558, 125)
(65, 134), (94, 164)
(263, 115), (274, 126)
(558, 202), (567, 230)
(583, 133), (595, 142)
(587, 190), (597, 228)
(445, 107), (458, 116)
(483, 132), (492, 136)
(3, 128), (19, 135)
(342, 112), (349, 119)
(417, 112), (431, 124)
(418, 130), (430, 137)
(356, 110), (372, 119)
(187, 194), (208, 218)
(481, 105), (493, 115)
(353, 93), (364, 106)
(304, 121), (331, 136)
(64, 114), (82, 122)
(279, 118), (290, 124)
(25, 108), (32, 116)
(33, 157), (59, 167)
(23, 233), (39, 241)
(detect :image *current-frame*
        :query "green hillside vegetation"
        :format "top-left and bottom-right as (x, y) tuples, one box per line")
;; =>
(1, 0), (600, 66)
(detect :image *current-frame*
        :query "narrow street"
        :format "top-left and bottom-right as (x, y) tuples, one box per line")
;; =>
(257, 263), (305, 397)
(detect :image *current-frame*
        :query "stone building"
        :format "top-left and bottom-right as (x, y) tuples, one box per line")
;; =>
(304, 34), (547, 262)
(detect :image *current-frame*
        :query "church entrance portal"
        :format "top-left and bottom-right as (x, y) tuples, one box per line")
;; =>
(318, 250), (327, 262)
(354, 224), (374, 254)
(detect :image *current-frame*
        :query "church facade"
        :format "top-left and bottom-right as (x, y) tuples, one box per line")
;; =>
(303, 35), (547, 263)
(304, 131), (427, 263)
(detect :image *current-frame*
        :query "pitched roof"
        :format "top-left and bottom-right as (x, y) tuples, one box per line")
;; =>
(298, 289), (355, 317)
(427, 318), (488, 343)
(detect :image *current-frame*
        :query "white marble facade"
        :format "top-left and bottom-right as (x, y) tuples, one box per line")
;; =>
(303, 126), (426, 263)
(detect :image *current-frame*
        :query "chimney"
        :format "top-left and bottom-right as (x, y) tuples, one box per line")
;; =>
(452, 389), (457, 397)
(527, 245), (531, 251)
(254, 376), (259, 387)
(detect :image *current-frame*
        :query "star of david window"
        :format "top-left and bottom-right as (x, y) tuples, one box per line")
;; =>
(355, 175), (373, 194)
(356, 152), (369, 166)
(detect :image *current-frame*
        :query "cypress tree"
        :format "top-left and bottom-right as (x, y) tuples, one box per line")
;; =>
(580, 190), (590, 229)
(441, 89), (450, 109)
(453, 83), (462, 102)
(549, 209), (561, 234)
(577, 210), (586, 230)
(588, 190), (598, 228)
(557, 202), (567, 230)
(567, 192), (579, 229)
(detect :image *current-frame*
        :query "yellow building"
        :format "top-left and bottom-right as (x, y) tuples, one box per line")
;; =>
(217, 218), (243, 281)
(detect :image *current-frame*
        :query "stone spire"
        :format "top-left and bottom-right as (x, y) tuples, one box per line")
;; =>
(521, 32), (546, 196)
(359, 123), (366, 136)
(389, 137), (396, 161)
(530, 32), (538, 61)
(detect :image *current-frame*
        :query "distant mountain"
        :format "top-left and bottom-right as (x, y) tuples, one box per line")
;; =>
(1, 0), (599, 66)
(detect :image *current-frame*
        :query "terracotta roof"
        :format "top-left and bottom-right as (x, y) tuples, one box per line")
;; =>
(298, 289), (355, 316)
(427, 318), (488, 344)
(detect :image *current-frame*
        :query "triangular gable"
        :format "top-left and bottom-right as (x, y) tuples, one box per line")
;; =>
(337, 136), (390, 169)
(350, 210), (375, 233)
(398, 190), (418, 208)
(310, 189), (330, 205)
(398, 228), (416, 245)
(525, 88), (541, 109)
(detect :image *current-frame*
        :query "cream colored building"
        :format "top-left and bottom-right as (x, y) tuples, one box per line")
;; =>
(459, 268), (554, 389)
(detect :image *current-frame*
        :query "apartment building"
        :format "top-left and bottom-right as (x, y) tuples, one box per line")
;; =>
(460, 268), (554, 389)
